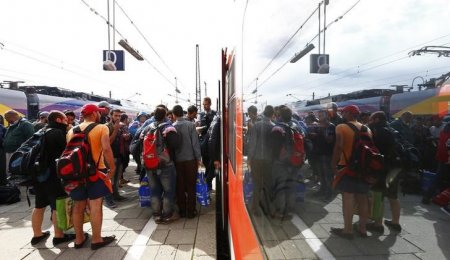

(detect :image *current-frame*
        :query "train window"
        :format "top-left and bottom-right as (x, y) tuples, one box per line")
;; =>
(227, 59), (236, 172)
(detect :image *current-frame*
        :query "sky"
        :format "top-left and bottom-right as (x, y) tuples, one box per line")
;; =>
(1, 0), (450, 112)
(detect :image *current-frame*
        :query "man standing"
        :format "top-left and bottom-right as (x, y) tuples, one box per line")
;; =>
(33, 111), (49, 132)
(98, 101), (112, 124)
(328, 102), (343, 126)
(105, 109), (127, 208)
(198, 97), (217, 191)
(3, 110), (34, 176)
(186, 105), (198, 124)
(172, 105), (202, 218)
(144, 107), (180, 224)
(331, 105), (370, 239)
(390, 111), (414, 145)
(30, 111), (76, 246)
(316, 110), (336, 201)
(247, 106), (275, 215)
(66, 104), (116, 249)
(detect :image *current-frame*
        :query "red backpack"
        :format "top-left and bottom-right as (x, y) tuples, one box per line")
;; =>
(56, 123), (100, 182)
(345, 123), (384, 184)
(279, 124), (305, 167)
(143, 122), (172, 170)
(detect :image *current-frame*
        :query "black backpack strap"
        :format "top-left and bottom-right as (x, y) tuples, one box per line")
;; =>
(81, 123), (102, 169)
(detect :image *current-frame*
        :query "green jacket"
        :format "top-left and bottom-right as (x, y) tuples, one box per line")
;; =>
(3, 118), (35, 153)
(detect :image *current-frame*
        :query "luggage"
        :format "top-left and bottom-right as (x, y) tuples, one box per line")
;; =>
(432, 188), (450, 207)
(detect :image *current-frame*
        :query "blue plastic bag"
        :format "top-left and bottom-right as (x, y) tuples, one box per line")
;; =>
(196, 171), (210, 206)
(139, 176), (151, 208)
(295, 180), (306, 203)
(243, 169), (254, 205)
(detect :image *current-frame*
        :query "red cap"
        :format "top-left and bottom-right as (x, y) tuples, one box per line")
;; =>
(81, 104), (106, 115)
(342, 105), (360, 115)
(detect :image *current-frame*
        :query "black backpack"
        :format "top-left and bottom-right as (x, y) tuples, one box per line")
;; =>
(0, 183), (21, 205)
(9, 127), (53, 186)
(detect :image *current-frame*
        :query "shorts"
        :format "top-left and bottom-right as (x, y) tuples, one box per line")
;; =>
(384, 171), (400, 199)
(336, 175), (370, 194)
(35, 180), (67, 210)
(70, 178), (111, 201)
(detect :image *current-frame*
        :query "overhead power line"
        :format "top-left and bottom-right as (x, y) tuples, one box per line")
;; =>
(246, 3), (319, 90)
(79, 0), (177, 89)
(114, 1), (188, 93)
(253, 0), (361, 92)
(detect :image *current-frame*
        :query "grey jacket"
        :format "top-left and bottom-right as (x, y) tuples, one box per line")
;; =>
(248, 116), (275, 162)
(173, 118), (201, 162)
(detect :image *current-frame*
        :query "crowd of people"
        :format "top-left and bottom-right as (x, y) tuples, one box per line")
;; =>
(0, 98), (449, 248)
(244, 103), (450, 239)
(0, 97), (220, 249)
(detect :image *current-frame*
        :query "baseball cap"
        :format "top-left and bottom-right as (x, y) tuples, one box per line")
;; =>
(39, 111), (49, 118)
(342, 105), (360, 115)
(98, 101), (111, 109)
(81, 104), (106, 115)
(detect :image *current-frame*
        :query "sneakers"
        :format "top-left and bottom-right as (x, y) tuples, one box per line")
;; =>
(31, 231), (50, 245)
(384, 220), (401, 232)
(441, 206), (450, 217)
(105, 199), (117, 209)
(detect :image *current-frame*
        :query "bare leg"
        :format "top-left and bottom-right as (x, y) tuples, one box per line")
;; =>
(52, 210), (64, 238)
(89, 197), (104, 244)
(342, 192), (355, 233)
(355, 193), (369, 233)
(31, 207), (46, 237)
(389, 198), (401, 225)
(73, 200), (87, 244)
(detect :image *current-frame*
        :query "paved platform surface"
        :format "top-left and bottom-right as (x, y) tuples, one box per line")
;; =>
(1, 163), (449, 259)
(0, 164), (216, 260)
(249, 167), (450, 260)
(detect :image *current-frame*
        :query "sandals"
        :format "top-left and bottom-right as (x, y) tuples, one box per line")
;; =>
(330, 227), (354, 240)
(31, 231), (50, 245)
(91, 235), (116, 250)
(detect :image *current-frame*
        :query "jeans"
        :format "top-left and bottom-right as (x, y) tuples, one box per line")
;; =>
(250, 160), (272, 213)
(105, 158), (123, 202)
(147, 165), (177, 218)
(318, 155), (333, 198)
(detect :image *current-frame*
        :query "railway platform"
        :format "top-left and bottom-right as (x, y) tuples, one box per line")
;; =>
(0, 163), (216, 260)
(1, 163), (449, 259)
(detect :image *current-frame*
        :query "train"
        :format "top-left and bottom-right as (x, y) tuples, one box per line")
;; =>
(0, 87), (152, 123)
(216, 4), (450, 260)
(291, 83), (450, 119)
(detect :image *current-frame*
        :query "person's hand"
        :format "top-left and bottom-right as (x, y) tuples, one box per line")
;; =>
(113, 120), (121, 131)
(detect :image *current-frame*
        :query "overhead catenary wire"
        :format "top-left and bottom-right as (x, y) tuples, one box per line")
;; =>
(245, 2), (319, 90)
(79, 0), (177, 90)
(250, 0), (362, 93)
(114, 1), (192, 96)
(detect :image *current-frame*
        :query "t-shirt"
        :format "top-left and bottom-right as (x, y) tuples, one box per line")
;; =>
(66, 122), (109, 169)
(336, 121), (372, 165)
